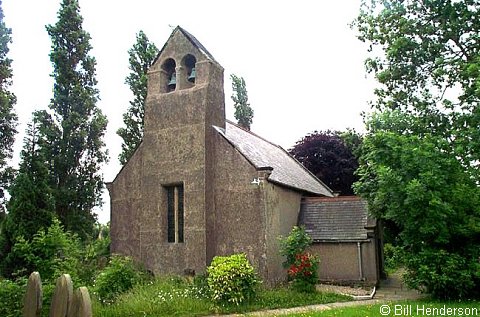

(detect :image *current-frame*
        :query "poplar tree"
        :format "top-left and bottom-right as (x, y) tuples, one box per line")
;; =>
(117, 31), (158, 165)
(0, 0), (17, 217)
(231, 74), (253, 130)
(42, 0), (108, 239)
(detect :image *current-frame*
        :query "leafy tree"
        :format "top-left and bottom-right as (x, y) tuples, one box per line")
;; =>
(0, 118), (55, 276)
(290, 130), (359, 195)
(0, 0), (17, 216)
(353, 0), (480, 180)
(354, 112), (480, 298)
(231, 74), (253, 130)
(353, 0), (480, 298)
(117, 31), (159, 165)
(41, 0), (108, 239)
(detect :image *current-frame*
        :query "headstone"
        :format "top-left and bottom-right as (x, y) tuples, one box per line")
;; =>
(67, 287), (92, 317)
(49, 274), (73, 317)
(23, 271), (42, 317)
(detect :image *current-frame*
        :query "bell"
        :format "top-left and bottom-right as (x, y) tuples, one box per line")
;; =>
(168, 72), (176, 88)
(188, 67), (196, 83)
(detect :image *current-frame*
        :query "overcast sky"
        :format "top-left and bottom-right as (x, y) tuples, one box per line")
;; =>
(3, 0), (376, 223)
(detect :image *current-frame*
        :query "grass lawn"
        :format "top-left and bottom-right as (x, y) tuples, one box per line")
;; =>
(285, 300), (480, 316)
(92, 276), (351, 316)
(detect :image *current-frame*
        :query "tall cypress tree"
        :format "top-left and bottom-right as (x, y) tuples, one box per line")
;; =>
(0, 116), (55, 276)
(43, 0), (108, 239)
(117, 31), (158, 165)
(0, 0), (17, 218)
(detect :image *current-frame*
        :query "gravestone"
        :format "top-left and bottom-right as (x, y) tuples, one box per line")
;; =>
(67, 287), (92, 317)
(23, 271), (42, 317)
(49, 274), (73, 317)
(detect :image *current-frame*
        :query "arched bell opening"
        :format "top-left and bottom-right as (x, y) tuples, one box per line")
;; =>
(161, 58), (177, 93)
(182, 54), (197, 88)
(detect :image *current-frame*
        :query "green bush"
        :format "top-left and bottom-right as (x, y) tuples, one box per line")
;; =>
(404, 248), (480, 299)
(0, 278), (25, 317)
(94, 255), (148, 304)
(279, 226), (312, 268)
(207, 253), (260, 305)
(383, 243), (404, 272)
(79, 233), (111, 286)
(4, 218), (81, 281)
(280, 226), (319, 293)
(287, 253), (319, 293)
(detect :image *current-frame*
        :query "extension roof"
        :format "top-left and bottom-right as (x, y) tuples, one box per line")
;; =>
(299, 196), (374, 241)
(214, 121), (333, 196)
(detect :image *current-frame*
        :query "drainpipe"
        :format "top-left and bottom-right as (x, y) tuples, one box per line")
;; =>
(357, 242), (364, 280)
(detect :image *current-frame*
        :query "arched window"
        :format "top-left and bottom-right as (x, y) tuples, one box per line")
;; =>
(162, 58), (176, 93)
(182, 54), (197, 87)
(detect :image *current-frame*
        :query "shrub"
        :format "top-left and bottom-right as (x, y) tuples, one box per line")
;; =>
(0, 278), (25, 317)
(79, 233), (111, 286)
(94, 255), (148, 304)
(4, 218), (81, 281)
(383, 243), (404, 272)
(207, 253), (260, 305)
(404, 248), (480, 299)
(279, 226), (312, 268)
(287, 253), (319, 293)
(280, 226), (319, 293)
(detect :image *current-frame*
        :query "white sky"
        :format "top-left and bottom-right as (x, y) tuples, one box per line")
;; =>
(3, 0), (376, 224)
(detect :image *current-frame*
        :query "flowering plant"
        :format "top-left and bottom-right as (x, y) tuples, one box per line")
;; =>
(279, 226), (319, 293)
(287, 252), (319, 292)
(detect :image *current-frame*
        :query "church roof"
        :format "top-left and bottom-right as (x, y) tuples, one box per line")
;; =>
(176, 27), (217, 62)
(154, 26), (218, 65)
(299, 196), (373, 241)
(214, 121), (333, 196)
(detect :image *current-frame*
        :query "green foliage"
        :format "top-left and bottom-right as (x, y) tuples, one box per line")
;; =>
(192, 273), (210, 299)
(355, 111), (480, 298)
(231, 74), (254, 130)
(280, 226), (318, 293)
(94, 255), (148, 304)
(287, 253), (319, 293)
(290, 131), (360, 195)
(0, 0), (17, 215)
(3, 218), (81, 281)
(1, 120), (56, 276)
(404, 248), (480, 299)
(0, 278), (24, 317)
(279, 226), (312, 268)
(117, 30), (159, 165)
(207, 253), (260, 305)
(78, 224), (111, 285)
(41, 0), (108, 240)
(383, 243), (404, 272)
(353, 1), (480, 299)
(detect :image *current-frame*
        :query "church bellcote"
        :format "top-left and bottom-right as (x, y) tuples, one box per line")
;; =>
(144, 26), (225, 134)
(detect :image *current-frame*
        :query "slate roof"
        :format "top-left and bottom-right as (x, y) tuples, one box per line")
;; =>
(214, 121), (333, 196)
(299, 196), (372, 241)
(154, 26), (218, 65)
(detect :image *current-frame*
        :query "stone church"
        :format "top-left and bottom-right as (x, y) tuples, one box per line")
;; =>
(107, 26), (382, 285)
